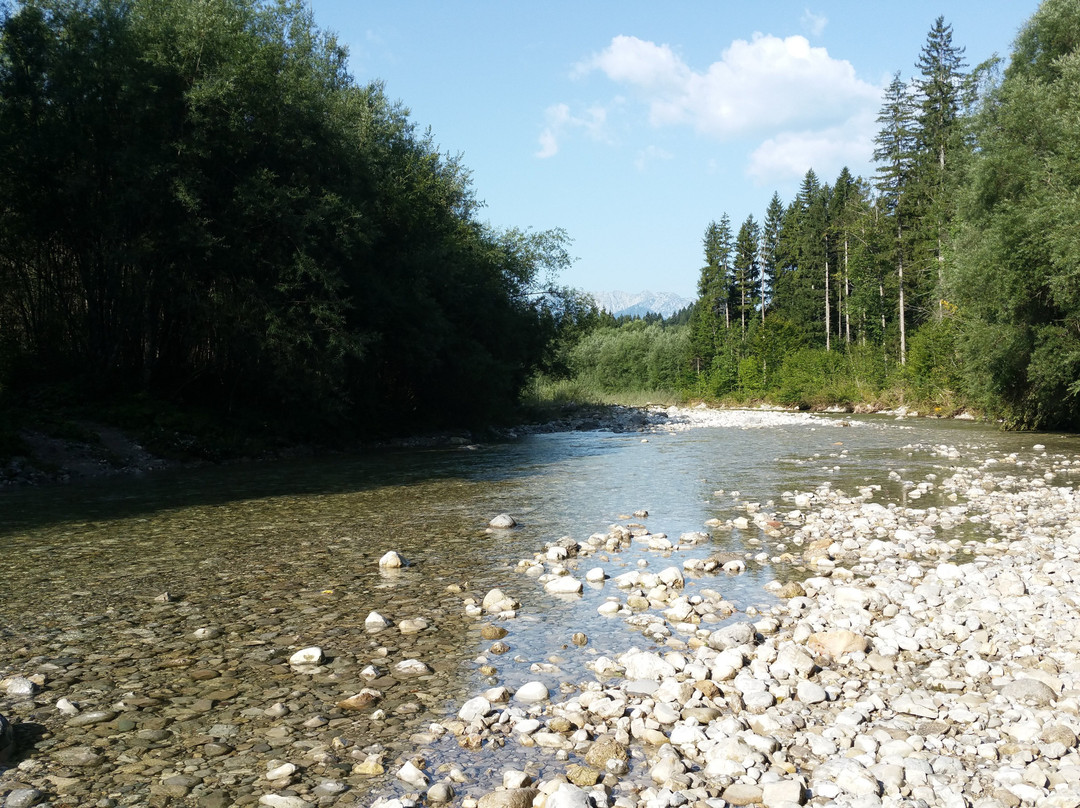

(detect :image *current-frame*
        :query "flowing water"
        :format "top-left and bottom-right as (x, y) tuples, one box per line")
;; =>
(0, 412), (1076, 802)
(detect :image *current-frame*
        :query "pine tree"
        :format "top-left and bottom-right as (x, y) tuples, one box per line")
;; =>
(758, 192), (784, 325)
(914, 16), (968, 316)
(732, 215), (760, 340)
(873, 72), (918, 364)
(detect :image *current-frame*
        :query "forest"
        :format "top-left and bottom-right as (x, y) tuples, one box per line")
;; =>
(541, 1), (1080, 432)
(0, 0), (573, 453)
(0, 0), (1078, 465)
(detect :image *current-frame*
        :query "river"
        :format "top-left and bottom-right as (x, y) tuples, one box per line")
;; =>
(0, 410), (1074, 804)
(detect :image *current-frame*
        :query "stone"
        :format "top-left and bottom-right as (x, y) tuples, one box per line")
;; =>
(4, 677), (38, 697)
(399, 617), (430, 633)
(365, 611), (390, 631)
(565, 764), (599, 786)
(586, 567), (607, 582)
(796, 680), (827, 704)
(397, 760), (429, 788)
(4, 790), (45, 808)
(378, 550), (405, 568)
(546, 782), (591, 808)
(258, 797), (312, 808)
(544, 576), (583, 595)
(427, 783), (455, 803)
(458, 696), (492, 722)
(807, 629), (868, 660)
(482, 588), (519, 613)
(312, 781), (348, 798)
(481, 624), (508, 640)
(52, 746), (105, 767)
(288, 646), (324, 666)
(621, 650), (677, 680)
(708, 621), (756, 650)
(722, 783), (764, 805)
(393, 659), (432, 676)
(67, 709), (117, 727)
(489, 514), (517, 529)
(762, 779), (805, 806)
(477, 789), (539, 808)
(514, 681), (549, 703)
(336, 689), (381, 710)
(585, 738), (629, 769)
(266, 761), (297, 780)
(812, 758), (881, 797)
(1001, 678), (1058, 705)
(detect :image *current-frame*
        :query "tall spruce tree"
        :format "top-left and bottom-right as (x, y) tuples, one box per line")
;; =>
(732, 215), (760, 340)
(914, 16), (968, 316)
(758, 192), (784, 324)
(873, 72), (918, 364)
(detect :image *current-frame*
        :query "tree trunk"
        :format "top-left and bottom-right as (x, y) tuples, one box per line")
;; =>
(897, 220), (906, 365)
(844, 235), (851, 344)
(824, 234), (831, 352)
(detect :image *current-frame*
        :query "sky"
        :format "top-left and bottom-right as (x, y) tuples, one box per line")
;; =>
(308, 1), (1041, 300)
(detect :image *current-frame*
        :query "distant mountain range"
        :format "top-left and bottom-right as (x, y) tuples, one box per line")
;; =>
(591, 290), (694, 319)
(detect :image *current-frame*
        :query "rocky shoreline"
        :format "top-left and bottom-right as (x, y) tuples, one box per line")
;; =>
(387, 438), (1080, 808)
(1, 418), (1077, 807)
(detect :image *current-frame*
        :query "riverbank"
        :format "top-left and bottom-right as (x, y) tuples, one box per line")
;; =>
(425, 436), (1080, 808)
(0, 400), (985, 489)
(0, 413), (1076, 807)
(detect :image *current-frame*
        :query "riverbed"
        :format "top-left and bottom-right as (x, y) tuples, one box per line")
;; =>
(0, 409), (1075, 806)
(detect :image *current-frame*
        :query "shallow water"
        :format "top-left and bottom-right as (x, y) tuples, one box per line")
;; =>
(0, 412), (1076, 801)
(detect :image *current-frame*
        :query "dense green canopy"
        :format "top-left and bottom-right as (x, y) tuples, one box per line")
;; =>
(0, 0), (570, 437)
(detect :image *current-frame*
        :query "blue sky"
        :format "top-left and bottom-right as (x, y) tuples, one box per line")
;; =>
(309, 1), (1040, 300)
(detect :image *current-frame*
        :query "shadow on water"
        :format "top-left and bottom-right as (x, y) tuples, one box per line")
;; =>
(0, 433), (627, 536)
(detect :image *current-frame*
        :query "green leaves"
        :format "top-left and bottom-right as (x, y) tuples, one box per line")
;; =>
(0, 0), (565, 435)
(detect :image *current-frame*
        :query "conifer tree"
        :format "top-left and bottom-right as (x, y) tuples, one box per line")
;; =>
(873, 72), (918, 363)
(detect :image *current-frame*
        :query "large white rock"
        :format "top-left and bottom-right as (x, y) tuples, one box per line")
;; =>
(546, 783), (590, 808)
(513, 681), (549, 704)
(288, 647), (324, 667)
(812, 758), (881, 798)
(397, 760), (429, 788)
(258, 797), (311, 808)
(365, 611), (390, 631)
(482, 588), (518, 613)
(378, 550), (404, 568)
(458, 696), (492, 723)
(621, 651), (677, 681)
(393, 659), (432, 676)
(489, 514), (517, 529)
(544, 576), (583, 595)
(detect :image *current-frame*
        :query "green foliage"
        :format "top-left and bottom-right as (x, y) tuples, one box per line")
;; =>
(949, 0), (1080, 429)
(0, 0), (566, 438)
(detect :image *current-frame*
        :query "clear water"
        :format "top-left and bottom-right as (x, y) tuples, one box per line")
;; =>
(0, 412), (1075, 796)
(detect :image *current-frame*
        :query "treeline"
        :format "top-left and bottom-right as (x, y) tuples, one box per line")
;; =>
(0, 0), (573, 440)
(549, 2), (1080, 431)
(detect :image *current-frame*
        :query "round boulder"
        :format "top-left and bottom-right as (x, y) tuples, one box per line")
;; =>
(489, 514), (517, 529)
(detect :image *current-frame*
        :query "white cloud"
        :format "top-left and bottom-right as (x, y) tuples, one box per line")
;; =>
(535, 102), (609, 158)
(579, 33), (880, 139)
(746, 108), (878, 185)
(801, 9), (828, 37)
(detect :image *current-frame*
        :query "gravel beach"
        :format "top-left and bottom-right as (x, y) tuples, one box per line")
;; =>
(1, 410), (1077, 808)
